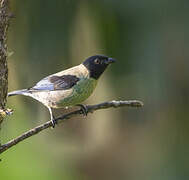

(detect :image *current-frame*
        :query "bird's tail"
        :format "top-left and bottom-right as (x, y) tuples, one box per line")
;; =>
(8, 89), (29, 97)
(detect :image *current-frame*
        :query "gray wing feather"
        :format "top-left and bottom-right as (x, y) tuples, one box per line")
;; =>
(31, 77), (54, 91)
(30, 75), (79, 91)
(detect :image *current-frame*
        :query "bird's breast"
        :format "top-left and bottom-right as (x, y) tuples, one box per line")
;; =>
(56, 77), (97, 107)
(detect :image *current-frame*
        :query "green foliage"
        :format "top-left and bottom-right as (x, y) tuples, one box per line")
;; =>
(2, 0), (189, 179)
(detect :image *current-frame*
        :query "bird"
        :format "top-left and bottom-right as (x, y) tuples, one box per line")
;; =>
(8, 55), (116, 127)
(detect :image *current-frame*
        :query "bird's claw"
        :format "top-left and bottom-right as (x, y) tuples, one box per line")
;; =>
(51, 120), (56, 128)
(51, 116), (57, 128)
(76, 104), (88, 116)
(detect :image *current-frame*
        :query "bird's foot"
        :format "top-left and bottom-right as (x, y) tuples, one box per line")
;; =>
(51, 116), (57, 128)
(76, 104), (88, 116)
(51, 119), (56, 128)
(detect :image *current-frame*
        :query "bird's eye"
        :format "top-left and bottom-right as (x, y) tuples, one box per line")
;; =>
(94, 58), (100, 64)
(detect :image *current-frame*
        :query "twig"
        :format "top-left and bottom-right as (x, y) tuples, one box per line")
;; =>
(0, 100), (143, 154)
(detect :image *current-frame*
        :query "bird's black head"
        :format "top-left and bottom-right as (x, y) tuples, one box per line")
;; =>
(82, 55), (116, 79)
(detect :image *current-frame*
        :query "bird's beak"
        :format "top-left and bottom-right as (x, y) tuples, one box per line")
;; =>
(105, 57), (116, 64)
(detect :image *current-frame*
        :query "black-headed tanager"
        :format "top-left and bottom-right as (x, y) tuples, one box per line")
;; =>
(8, 55), (116, 127)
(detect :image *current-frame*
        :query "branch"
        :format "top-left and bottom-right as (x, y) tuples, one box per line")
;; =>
(0, 100), (143, 154)
(0, 0), (11, 126)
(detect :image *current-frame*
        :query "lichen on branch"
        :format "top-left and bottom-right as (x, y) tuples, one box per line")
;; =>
(0, 0), (11, 125)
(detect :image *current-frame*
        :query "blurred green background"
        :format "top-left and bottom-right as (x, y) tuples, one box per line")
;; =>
(1, 0), (189, 179)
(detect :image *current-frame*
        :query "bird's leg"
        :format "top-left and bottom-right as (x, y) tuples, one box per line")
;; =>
(76, 104), (88, 116)
(48, 107), (56, 128)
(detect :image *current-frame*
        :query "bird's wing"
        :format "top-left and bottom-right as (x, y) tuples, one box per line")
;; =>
(29, 75), (80, 91)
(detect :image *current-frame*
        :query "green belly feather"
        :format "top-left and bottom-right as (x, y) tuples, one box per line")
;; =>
(57, 78), (97, 107)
